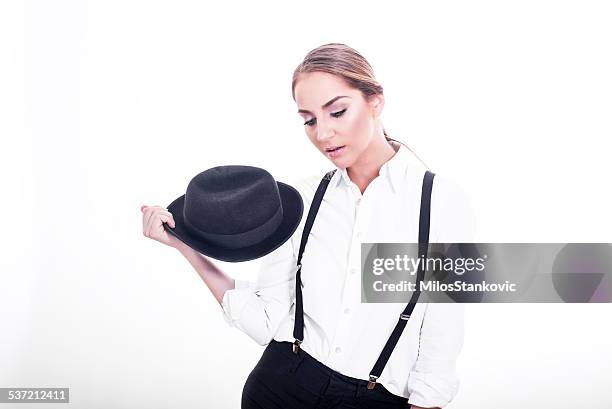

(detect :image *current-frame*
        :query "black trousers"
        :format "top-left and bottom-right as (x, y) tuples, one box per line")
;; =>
(242, 340), (410, 409)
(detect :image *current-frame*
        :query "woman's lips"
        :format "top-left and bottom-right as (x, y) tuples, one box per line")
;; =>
(326, 145), (346, 158)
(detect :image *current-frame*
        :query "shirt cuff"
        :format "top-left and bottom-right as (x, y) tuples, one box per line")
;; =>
(221, 279), (256, 327)
(407, 370), (460, 408)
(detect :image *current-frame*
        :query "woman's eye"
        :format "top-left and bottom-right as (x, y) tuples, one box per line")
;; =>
(303, 109), (346, 127)
(331, 108), (347, 118)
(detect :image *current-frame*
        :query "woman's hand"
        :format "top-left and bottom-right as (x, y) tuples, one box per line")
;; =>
(141, 205), (181, 248)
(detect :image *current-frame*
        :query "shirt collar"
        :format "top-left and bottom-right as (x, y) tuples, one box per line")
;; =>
(333, 142), (411, 194)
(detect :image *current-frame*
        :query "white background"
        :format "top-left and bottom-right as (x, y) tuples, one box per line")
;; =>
(1, 1), (611, 408)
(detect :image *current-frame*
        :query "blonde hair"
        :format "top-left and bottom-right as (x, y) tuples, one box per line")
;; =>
(291, 43), (428, 169)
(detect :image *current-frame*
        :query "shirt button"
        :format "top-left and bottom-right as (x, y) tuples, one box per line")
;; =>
(335, 347), (342, 354)
(343, 308), (350, 314)
(356, 198), (361, 206)
(350, 268), (358, 275)
(356, 232), (363, 239)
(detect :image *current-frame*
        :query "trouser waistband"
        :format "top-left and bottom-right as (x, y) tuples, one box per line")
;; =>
(266, 339), (407, 402)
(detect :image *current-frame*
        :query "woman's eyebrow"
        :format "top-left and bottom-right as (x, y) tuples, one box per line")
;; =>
(297, 95), (350, 115)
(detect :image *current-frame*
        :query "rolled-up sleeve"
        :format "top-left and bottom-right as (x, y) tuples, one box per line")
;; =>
(220, 234), (299, 346)
(407, 174), (473, 407)
(407, 303), (465, 408)
(221, 279), (258, 325)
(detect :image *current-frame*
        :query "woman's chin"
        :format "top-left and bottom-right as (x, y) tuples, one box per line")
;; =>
(328, 156), (350, 168)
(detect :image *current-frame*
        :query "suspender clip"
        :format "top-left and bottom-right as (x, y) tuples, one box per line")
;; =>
(367, 375), (378, 390)
(292, 339), (302, 354)
(400, 313), (411, 320)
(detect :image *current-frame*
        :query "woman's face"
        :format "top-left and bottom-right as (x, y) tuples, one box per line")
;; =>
(294, 71), (383, 169)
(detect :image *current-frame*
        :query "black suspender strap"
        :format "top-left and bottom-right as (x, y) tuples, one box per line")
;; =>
(367, 170), (435, 389)
(292, 169), (337, 353)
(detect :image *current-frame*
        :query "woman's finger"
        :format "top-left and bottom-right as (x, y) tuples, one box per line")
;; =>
(145, 207), (161, 237)
(162, 212), (176, 228)
(142, 206), (153, 236)
(146, 208), (162, 237)
(144, 207), (156, 236)
(149, 207), (173, 236)
(157, 209), (172, 218)
(159, 214), (175, 229)
(142, 206), (174, 238)
(151, 214), (174, 241)
(155, 209), (174, 230)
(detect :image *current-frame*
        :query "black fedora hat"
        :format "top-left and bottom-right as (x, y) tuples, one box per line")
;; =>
(163, 165), (303, 262)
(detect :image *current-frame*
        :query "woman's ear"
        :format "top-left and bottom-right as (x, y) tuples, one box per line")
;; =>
(369, 94), (385, 118)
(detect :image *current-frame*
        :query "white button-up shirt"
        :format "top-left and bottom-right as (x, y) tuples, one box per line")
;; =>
(221, 143), (475, 408)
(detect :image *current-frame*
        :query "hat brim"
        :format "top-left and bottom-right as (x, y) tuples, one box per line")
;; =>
(162, 181), (303, 262)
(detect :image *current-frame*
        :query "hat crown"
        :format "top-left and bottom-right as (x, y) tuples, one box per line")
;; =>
(183, 166), (282, 235)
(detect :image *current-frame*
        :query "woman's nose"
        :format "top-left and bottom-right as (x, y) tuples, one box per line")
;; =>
(316, 121), (334, 142)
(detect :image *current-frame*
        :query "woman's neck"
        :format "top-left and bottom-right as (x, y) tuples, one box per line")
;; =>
(347, 137), (399, 194)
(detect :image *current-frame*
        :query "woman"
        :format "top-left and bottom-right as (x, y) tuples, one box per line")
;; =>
(142, 43), (473, 408)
